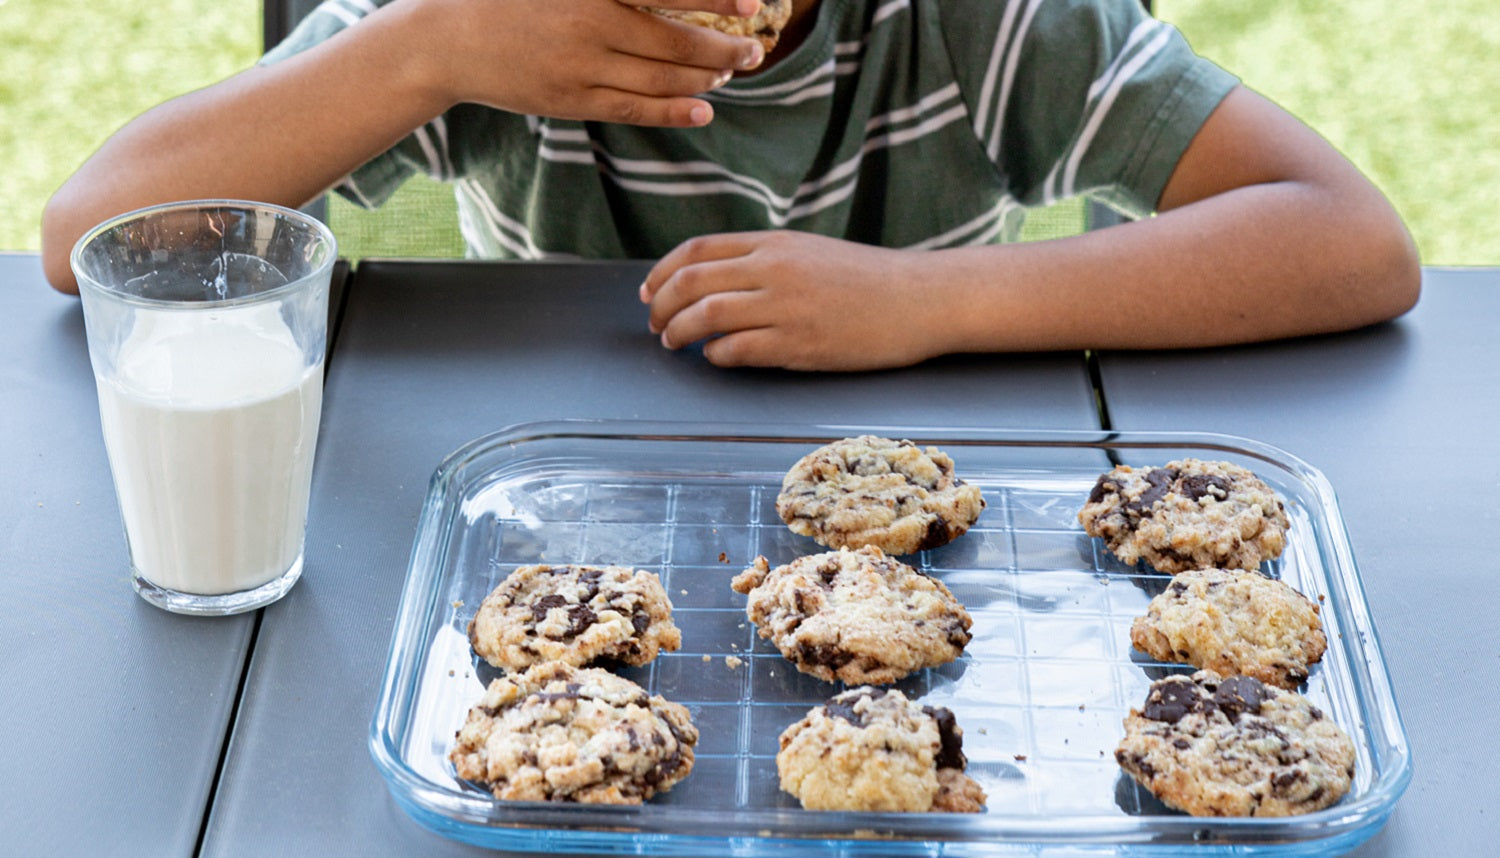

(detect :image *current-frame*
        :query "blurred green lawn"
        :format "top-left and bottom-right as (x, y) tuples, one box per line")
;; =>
(3, 0), (1495, 263)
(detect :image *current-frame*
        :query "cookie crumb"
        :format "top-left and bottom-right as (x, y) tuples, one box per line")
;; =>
(702, 654), (712, 663)
(725, 656), (743, 669)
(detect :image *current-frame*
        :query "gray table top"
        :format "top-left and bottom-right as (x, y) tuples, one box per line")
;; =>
(201, 259), (1102, 855)
(7, 254), (1491, 855)
(1095, 266), (1500, 857)
(0, 254), (253, 855)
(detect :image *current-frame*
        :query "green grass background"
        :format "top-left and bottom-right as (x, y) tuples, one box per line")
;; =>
(3, 0), (1495, 263)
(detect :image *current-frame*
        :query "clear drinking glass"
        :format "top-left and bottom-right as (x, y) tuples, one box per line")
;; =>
(71, 200), (337, 615)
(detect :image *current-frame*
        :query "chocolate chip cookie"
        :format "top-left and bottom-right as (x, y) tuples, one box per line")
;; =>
(1079, 459), (1289, 574)
(777, 686), (985, 812)
(1131, 567), (1327, 689)
(732, 546), (971, 685)
(468, 564), (681, 671)
(1115, 670), (1355, 817)
(645, 0), (793, 53)
(449, 661), (698, 804)
(776, 435), (986, 555)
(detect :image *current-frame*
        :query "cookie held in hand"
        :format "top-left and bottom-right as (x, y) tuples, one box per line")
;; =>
(645, 0), (794, 54)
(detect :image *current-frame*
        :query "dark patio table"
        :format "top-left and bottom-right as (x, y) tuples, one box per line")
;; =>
(1, 252), (1491, 855)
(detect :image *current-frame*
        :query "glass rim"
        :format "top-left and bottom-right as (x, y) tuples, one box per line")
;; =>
(70, 198), (338, 310)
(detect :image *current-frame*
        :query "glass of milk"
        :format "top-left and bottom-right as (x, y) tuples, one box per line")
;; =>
(71, 200), (337, 615)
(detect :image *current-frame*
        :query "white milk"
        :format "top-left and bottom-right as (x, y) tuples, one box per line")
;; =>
(95, 305), (322, 595)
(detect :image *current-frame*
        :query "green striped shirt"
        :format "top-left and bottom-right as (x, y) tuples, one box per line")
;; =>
(265, 0), (1237, 258)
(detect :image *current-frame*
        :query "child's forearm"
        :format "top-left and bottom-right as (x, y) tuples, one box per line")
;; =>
(931, 184), (1418, 353)
(931, 88), (1420, 353)
(41, 1), (451, 293)
(41, 0), (763, 294)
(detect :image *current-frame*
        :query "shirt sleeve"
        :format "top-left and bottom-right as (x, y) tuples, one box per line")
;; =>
(259, 0), (446, 209)
(942, 0), (1239, 216)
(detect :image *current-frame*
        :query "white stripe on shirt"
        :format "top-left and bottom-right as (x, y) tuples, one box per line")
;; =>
(872, 0), (910, 27)
(1051, 21), (1172, 201)
(456, 178), (559, 259)
(905, 196), (1022, 250)
(314, 0), (362, 27)
(986, 0), (1045, 162)
(709, 59), (840, 104)
(414, 123), (446, 181)
(577, 77), (966, 217)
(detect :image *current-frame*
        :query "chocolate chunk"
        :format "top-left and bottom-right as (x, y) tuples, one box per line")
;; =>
(923, 705), (968, 770)
(1087, 476), (1116, 505)
(530, 593), (570, 622)
(644, 750), (683, 786)
(1126, 468), (1180, 515)
(799, 642), (854, 669)
(532, 682), (583, 704)
(793, 589), (818, 614)
(563, 604), (597, 638)
(1214, 676), (1269, 720)
(916, 515), (951, 551)
(1142, 675), (1212, 723)
(945, 619), (972, 649)
(822, 689), (887, 727)
(1272, 769), (1308, 793)
(1180, 474), (1232, 502)
(631, 612), (651, 635)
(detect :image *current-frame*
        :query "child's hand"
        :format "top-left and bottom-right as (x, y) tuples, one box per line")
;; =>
(424, 0), (766, 127)
(641, 231), (949, 371)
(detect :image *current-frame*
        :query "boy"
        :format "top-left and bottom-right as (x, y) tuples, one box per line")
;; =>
(43, 0), (1419, 371)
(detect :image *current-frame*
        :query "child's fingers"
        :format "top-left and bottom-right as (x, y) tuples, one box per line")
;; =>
(699, 327), (781, 369)
(641, 232), (761, 311)
(609, 4), (765, 71)
(617, 0), (761, 16)
(656, 286), (774, 351)
(603, 55), (735, 100)
(580, 93), (716, 128)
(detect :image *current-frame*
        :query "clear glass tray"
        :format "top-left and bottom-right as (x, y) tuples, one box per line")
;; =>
(370, 420), (1410, 855)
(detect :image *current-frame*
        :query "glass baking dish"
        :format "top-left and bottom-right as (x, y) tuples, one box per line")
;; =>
(370, 420), (1409, 855)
